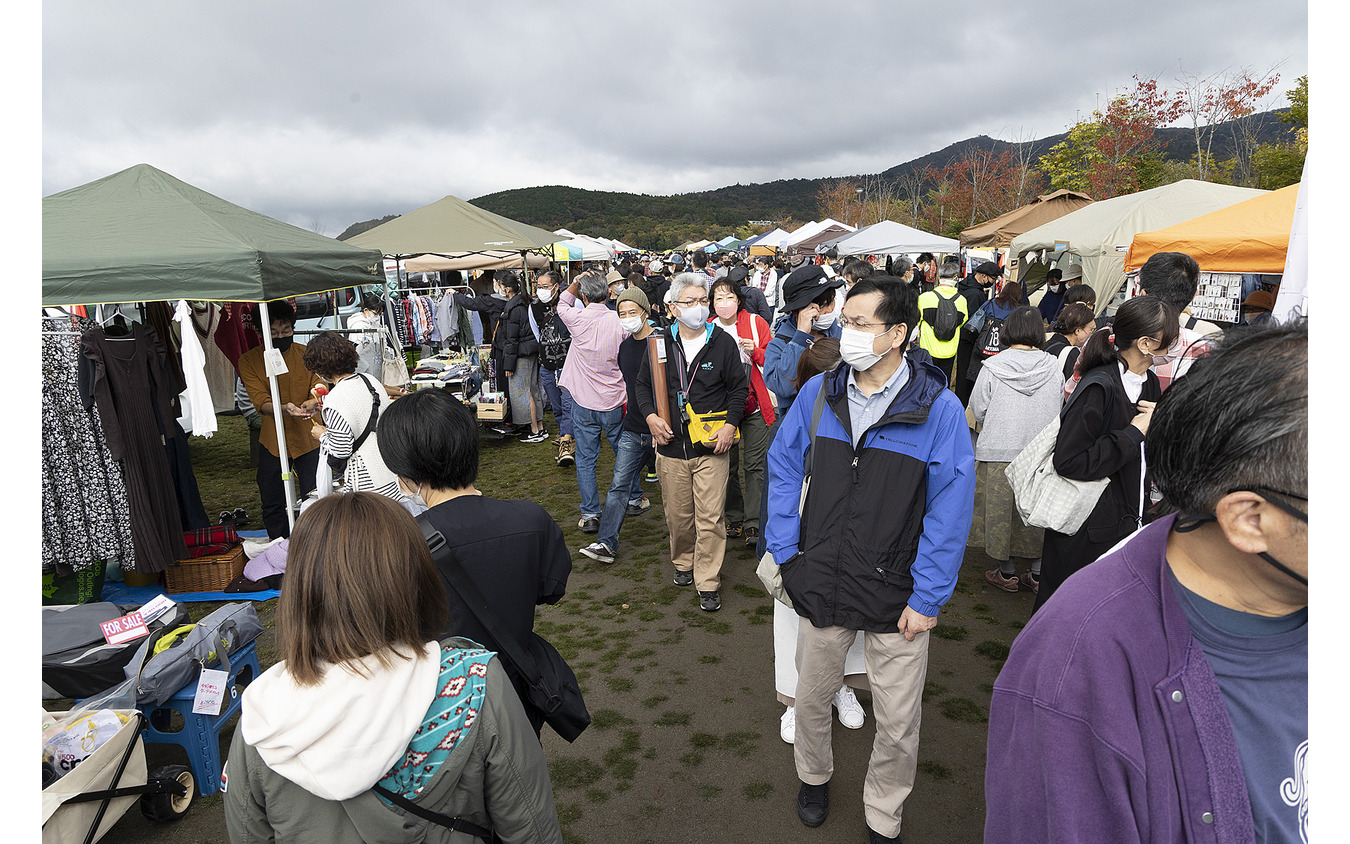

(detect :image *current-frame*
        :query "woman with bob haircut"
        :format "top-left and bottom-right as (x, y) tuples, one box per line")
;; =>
(223, 492), (563, 844)
(377, 387), (573, 732)
(1042, 302), (1097, 381)
(968, 306), (1065, 595)
(302, 331), (403, 499)
(1034, 295), (1177, 611)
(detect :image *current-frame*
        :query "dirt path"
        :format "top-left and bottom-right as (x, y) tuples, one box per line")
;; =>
(93, 428), (1032, 843)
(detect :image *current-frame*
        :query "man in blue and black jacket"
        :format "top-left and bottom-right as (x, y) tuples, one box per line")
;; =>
(764, 277), (975, 843)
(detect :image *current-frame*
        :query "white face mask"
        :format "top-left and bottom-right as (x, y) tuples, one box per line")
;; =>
(1049, 283), (1063, 293)
(813, 310), (839, 331)
(398, 478), (428, 509)
(537, 287), (555, 303)
(619, 316), (646, 333)
(675, 304), (708, 329)
(839, 325), (896, 371)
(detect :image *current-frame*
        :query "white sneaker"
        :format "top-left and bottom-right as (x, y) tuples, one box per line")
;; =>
(780, 705), (796, 744)
(833, 686), (865, 729)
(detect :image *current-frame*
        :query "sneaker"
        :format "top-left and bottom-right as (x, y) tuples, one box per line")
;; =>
(796, 781), (829, 828)
(985, 569), (1020, 593)
(625, 496), (651, 516)
(867, 826), (903, 843)
(780, 706), (796, 744)
(833, 686), (865, 729)
(743, 526), (759, 547)
(673, 569), (694, 587)
(579, 542), (615, 564)
(644, 471), (659, 483)
(578, 516), (599, 534)
(698, 591), (721, 612)
(520, 429), (549, 443)
(489, 423), (519, 435)
(1019, 572), (1040, 594)
(725, 521), (743, 539)
(556, 435), (576, 467)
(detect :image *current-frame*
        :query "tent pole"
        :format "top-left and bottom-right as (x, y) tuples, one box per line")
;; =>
(257, 300), (299, 533)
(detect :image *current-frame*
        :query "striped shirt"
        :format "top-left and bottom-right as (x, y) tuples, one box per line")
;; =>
(556, 289), (627, 411)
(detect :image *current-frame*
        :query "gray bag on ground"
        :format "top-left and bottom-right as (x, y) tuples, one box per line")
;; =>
(122, 602), (264, 706)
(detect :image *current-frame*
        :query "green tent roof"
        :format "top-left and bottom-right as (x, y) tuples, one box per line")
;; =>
(346, 194), (563, 257)
(42, 164), (385, 306)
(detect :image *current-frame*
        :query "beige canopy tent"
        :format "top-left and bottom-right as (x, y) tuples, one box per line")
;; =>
(961, 190), (1094, 250)
(1009, 180), (1266, 314)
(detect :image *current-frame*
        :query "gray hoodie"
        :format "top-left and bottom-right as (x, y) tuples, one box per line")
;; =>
(969, 348), (1065, 463)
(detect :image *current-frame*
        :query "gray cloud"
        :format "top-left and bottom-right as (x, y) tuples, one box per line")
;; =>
(43, 0), (1307, 235)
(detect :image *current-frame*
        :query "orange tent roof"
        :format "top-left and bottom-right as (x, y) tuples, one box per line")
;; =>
(1125, 183), (1299, 274)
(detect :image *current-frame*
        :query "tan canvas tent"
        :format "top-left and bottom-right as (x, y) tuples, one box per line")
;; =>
(346, 194), (561, 272)
(960, 190), (1094, 249)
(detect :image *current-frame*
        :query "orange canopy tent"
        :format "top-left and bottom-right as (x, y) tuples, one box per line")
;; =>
(1125, 183), (1299, 273)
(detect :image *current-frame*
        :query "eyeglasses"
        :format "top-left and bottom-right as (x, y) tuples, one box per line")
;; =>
(836, 316), (895, 332)
(675, 297), (710, 307)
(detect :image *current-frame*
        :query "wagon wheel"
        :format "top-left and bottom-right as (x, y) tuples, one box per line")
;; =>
(138, 765), (196, 822)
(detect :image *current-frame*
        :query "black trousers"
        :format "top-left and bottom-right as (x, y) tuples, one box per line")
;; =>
(257, 447), (319, 539)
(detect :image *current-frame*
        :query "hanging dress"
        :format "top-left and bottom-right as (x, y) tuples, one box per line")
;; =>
(81, 323), (189, 573)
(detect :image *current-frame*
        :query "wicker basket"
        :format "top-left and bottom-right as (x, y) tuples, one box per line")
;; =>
(165, 546), (247, 594)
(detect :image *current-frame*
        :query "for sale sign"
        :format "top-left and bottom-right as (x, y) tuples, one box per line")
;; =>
(99, 611), (149, 645)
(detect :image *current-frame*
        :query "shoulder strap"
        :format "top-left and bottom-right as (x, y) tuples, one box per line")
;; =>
(805, 378), (829, 482)
(526, 302), (541, 342)
(371, 784), (492, 841)
(349, 375), (382, 454)
(413, 516), (546, 690)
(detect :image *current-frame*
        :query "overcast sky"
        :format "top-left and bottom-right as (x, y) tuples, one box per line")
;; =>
(41, 0), (1307, 236)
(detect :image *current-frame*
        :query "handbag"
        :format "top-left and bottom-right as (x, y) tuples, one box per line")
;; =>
(415, 517), (591, 742)
(1004, 371), (1113, 534)
(685, 405), (741, 446)
(382, 344), (411, 388)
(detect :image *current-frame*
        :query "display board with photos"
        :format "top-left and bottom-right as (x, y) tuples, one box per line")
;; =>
(1189, 272), (1243, 323)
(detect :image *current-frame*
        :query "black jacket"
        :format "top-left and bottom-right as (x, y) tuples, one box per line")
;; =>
(634, 323), (749, 459)
(496, 294), (538, 371)
(1038, 363), (1161, 608)
(739, 285), (773, 324)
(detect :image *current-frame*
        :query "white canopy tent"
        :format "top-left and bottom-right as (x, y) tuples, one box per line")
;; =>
(1009, 179), (1266, 314)
(828, 220), (959, 256)
(781, 218), (855, 250)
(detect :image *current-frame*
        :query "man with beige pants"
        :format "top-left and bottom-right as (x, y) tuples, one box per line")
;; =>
(636, 273), (749, 613)
(765, 278), (975, 843)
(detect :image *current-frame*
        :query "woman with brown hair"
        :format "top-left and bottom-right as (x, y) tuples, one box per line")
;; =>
(224, 492), (562, 844)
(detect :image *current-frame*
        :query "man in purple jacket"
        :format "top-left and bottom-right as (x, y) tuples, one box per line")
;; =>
(986, 320), (1307, 844)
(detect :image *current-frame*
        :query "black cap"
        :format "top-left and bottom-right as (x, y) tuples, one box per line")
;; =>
(976, 261), (1003, 277)
(726, 266), (750, 284)
(781, 265), (844, 312)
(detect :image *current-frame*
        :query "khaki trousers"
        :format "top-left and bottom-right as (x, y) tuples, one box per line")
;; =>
(793, 621), (930, 839)
(655, 451), (730, 592)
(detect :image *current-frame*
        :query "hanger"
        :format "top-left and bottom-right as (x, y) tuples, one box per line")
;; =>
(98, 304), (134, 339)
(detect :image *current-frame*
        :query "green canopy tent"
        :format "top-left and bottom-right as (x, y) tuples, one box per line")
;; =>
(345, 194), (563, 277)
(43, 163), (387, 532)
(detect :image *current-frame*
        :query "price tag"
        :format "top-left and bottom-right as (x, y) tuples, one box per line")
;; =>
(193, 669), (229, 716)
(100, 611), (149, 645)
(263, 348), (289, 377)
(138, 594), (177, 624)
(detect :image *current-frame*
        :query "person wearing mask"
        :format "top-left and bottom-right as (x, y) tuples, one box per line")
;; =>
(967, 307), (1065, 594)
(763, 265), (845, 417)
(635, 273), (749, 613)
(556, 271), (628, 534)
(1042, 303), (1097, 381)
(964, 274), (1026, 388)
(579, 287), (658, 565)
(302, 332), (403, 500)
(531, 271), (576, 467)
(1036, 268), (1067, 323)
(377, 388), (573, 734)
(708, 277), (775, 547)
(1034, 295), (1177, 612)
(604, 270), (627, 310)
(453, 272), (508, 349)
(236, 301), (321, 538)
(955, 261), (1004, 402)
(345, 294), (385, 382)
(752, 255), (781, 315)
(494, 271), (548, 443)
(915, 261), (969, 386)
(986, 320), (1307, 844)
(912, 253), (936, 292)
(765, 277), (974, 842)
(222, 492), (563, 844)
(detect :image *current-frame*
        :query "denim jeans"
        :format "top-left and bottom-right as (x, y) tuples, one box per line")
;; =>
(572, 403), (624, 517)
(598, 430), (652, 552)
(540, 367), (573, 437)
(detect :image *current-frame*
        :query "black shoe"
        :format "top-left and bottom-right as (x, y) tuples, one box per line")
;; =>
(725, 521), (743, 539)
(743, 526), (759, 547)
(868, 825), (902, 843)
(578, 517), (599, 534)
(797, 781), (829, 827)
(698, 591), (721, 612)
(673, 569), (694, 587)
(218, 511), (235, 526)
(232, 508), (249, 528)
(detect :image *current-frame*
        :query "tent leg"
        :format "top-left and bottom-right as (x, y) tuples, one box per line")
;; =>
(257, 301), (298, 534)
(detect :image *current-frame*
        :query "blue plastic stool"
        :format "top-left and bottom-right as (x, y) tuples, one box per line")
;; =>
(139, 641), (261, 796)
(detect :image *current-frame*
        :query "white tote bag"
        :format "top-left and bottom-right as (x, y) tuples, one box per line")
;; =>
(1004, 416), (1108, 535)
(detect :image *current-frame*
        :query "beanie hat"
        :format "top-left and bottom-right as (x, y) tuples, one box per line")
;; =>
(615, 286), (651, 313)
